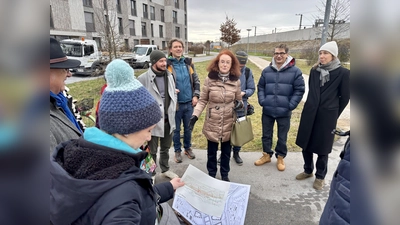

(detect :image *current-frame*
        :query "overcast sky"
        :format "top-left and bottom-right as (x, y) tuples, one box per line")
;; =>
(187, 0), (322, 42)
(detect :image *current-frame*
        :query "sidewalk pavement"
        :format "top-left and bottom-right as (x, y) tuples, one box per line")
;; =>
(152, 55), (349, 224)
(155, 136), (346, 225)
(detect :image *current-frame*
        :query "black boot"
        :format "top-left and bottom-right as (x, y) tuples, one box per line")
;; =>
(233, 151), (243, 165)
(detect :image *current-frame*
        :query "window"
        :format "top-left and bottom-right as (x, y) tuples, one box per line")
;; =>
(160, 9), (165, 22)
(83, 0), (92, 7)
(184, 0), (187, 11)
(184, 14), (187, 25)
(50, 6), (54, 29)
(162, 41), (166, 50)
(130, 0), (136, 16)
(151, 24), (154, 37)
(124, 39), (129, 51)
(159, 25), (163, 38)
(84, 45), (94, 56)
(185, 28), (187, 39)
(134, 39), (140, 46)
(118, 18), (123, 35)
(84, 12), (95, 32)
(175, 26), (180, 38)
(141, 22), (147, 37)
(129, 20), (135, 35)
(150, 6), (155, 20)
(116, 0), (121, 13)
(173, 11), (177, 24)
(174, 0), (179, 9)
(103, 0), (107, 9)
(143, 4), (148, 19)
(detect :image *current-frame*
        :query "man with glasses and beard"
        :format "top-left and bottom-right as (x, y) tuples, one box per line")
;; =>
(138, 50), (179, 180)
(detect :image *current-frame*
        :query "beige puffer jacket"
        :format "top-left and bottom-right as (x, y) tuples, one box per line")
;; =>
(193, 71), (242, 143)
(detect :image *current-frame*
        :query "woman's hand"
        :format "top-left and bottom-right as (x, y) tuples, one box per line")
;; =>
(170, 178), (185, 190)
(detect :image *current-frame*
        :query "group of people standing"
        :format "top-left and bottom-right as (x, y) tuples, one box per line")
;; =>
(49, 35), (349, 224)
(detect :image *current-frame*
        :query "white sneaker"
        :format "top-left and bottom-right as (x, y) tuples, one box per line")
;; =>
(162, 170), (179, 179)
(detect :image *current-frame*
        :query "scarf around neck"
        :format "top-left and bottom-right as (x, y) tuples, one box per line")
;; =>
(50, 91), (83, 134)
(316, 58), (341, 87)
(218, 72), (230, 83)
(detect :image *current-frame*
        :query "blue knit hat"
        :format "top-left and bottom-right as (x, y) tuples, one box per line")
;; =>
(99, 59), (162, 135)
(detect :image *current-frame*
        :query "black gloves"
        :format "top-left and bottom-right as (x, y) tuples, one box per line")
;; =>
(189, 115), (198, 131)
(233, 100), (244, 110)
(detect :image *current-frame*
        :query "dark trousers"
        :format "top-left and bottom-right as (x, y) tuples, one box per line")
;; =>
(207, 140), (231, 178)
(302, 150), (329, 179)
(261, 114), (290, 158)
(148, 122), (172, 173)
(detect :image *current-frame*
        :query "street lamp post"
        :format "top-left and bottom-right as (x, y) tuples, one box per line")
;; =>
(246, 28), (251, 54)
(296, 14), (303, 30)
(253, 26), (257, 55)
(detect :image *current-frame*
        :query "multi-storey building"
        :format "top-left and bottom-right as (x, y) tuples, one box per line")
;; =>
(50, 0), (188, 51)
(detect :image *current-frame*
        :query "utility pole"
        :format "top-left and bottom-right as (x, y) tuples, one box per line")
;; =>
(296, 14), (303, 30)
(321, 0), (332, 46)
(246, 28), (251, 54)
(253, 26), (257, 55)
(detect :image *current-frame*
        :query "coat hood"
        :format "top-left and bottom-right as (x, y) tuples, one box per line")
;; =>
(50, 138), (150, 225)
(271, 55), (295, 71)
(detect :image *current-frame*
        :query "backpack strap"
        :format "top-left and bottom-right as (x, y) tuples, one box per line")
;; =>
(245, 67), (250, 80)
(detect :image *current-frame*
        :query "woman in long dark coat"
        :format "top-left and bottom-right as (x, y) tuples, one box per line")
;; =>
(295, 41), (350, 190)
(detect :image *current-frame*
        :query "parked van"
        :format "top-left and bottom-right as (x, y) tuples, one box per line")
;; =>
(131, 45), (158, 68)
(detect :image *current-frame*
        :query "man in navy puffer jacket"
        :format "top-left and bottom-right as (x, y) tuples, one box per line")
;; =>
(255, 43), (305, 171)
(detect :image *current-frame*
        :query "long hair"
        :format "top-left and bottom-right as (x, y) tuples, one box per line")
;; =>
(207, 49), (241, 77)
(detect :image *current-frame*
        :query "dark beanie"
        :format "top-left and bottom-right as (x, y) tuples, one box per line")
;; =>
(236, 51), (248, 65)
(150, 50), (166, 65)
(99, 59), (162, 135)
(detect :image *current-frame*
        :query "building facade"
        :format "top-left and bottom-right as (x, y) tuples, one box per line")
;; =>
(50, 0), (188, 51)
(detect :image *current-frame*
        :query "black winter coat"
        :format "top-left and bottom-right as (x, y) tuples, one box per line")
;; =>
(50, 138), (174, 225)
(296, 67), (350, 155)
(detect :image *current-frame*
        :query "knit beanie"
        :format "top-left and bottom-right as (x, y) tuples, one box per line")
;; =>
(319, 41), (338, 57)
(99, 59), (162, 135)
(236, 51), (248, 64)
(150, 50), (166, 65)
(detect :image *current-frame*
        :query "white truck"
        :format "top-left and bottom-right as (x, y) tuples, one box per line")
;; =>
(131, 45), (159, 69)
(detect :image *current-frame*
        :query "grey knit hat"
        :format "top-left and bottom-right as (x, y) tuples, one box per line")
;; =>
(150, 50), (166, 65)
(99, 59), (162, 135)
(236, 51), (248, 65)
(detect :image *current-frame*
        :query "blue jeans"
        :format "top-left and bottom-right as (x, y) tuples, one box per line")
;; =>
(232, 101), (247, 152)
(261, 113), (290, 158)
(173, 102), (193, 152)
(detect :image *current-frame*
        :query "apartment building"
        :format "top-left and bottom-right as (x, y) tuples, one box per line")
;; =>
(50, 0), (188, 51)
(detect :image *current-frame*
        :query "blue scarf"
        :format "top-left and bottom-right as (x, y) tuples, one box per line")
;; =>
(50, 91), (83, 134)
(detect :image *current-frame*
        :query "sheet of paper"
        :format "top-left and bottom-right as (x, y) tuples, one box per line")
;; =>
(173, 165), (251, 225)
(174, 164), (230, 217)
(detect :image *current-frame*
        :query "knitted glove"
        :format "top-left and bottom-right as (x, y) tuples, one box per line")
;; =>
(233, 100), (244, 110)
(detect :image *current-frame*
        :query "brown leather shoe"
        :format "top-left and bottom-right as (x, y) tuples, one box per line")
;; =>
(277, 155), (285, 171)
(184, 148), (196, 159)
(254, 152), (271, 166)
(175, 152), (182, 163)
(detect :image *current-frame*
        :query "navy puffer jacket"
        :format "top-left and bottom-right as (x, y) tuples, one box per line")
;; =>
(257, 57), (305, 118)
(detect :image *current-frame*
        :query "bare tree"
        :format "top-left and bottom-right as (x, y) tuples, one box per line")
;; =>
(219, 16), (241, 48)
(315, 0), (350, 41)
(204, 40), (211, 54)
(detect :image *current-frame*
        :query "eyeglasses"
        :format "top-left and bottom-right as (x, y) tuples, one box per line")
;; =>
(273, 52), (286, 56)
(64, 68), (71, 73)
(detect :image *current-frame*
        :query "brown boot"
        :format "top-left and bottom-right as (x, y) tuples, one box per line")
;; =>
(277, 155), (285, 171)
(254, 152), (271, 166)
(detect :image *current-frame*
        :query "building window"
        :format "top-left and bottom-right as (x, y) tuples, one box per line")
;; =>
(134, 39), (139, 46)
(143, 4), (148, 19)
(116, 0), (121, 13)
(174, 0), (179, 9)
(151, 24), (154, 37)
(160, 9), (165, 22)
(125, 39), (129, 51)
(184, 0), (187, 11)
(84, 12), (95, 32)
(159, 25), (163, 38)
(162, 41), (166, 50)
(103, 0), (108, 9)
(129, 20), (135, 35)
(175, 26), (180, 38)
(118, 18), (123, 34)
(150, 6), (155, 20)
(185, 28), (187, 39)
(184, 14), (187, 25)
(141, 22), (147, 37)
(83, 0), (92, 7)
(50, 6), (54, 29)
(173, 11), (177, 24)
(130, 0), (136, 16)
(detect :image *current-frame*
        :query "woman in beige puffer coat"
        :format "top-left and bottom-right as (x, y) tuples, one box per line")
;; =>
(189, 49), (243, 182)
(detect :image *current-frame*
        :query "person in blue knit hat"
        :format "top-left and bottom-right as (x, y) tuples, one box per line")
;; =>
(50, 59), (184, 225)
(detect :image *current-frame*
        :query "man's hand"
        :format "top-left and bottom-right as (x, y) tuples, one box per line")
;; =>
(189, 115), (198, 131)
(233, 100), (243, 110)
(241, 91), (245, 97)
(192, 96), (199, 107)
(170, 177), (185, 190)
